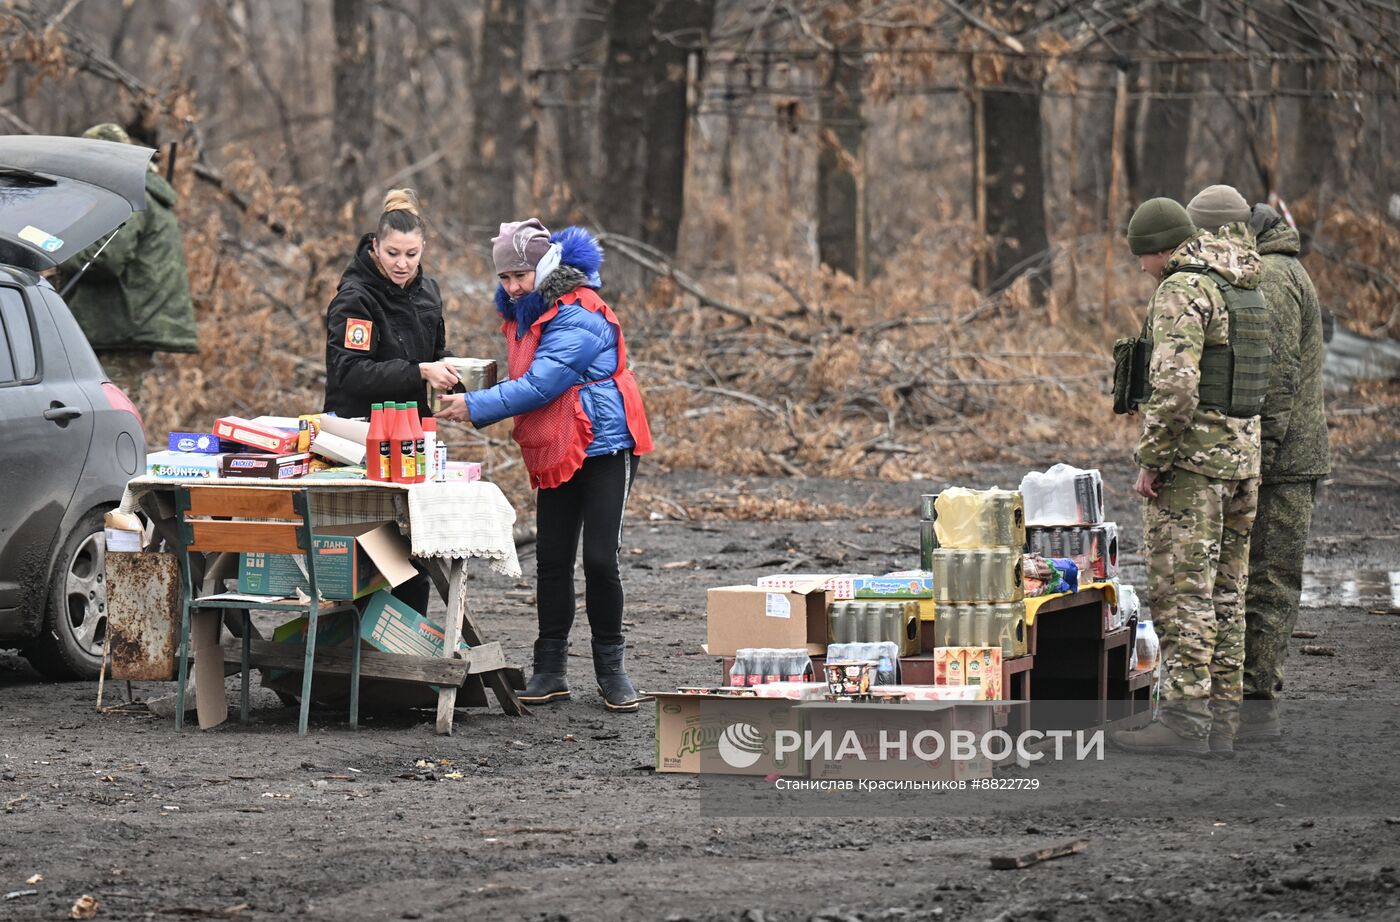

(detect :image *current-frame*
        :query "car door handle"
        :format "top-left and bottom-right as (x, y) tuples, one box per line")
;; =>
(43, 405), (84, 422)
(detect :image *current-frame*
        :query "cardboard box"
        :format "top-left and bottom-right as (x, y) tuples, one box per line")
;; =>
(214, 416), (301, 454)
(934, 646), (1003, 699)
(705, 584), (831, 657)
(145, 450), (224, 480)
(756, 573), (871, 601)
(853, 575), (935, 599)
(167, 431), (237, 454)
(799, 701), (993, 782)
(220, 452), (311, 480)
(652, 692), (805, 775)
(237, 521), (416, 600)
(441, 461), (482, 483)
(358, 589), (469, 658)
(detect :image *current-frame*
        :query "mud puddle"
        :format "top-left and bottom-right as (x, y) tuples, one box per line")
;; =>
(1301, 568), (1400, 610)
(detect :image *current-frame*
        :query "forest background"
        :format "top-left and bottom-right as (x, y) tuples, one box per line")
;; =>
(2, 0), (1396, 518)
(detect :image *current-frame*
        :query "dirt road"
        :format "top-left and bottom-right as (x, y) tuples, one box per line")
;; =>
(4, 454), (1400, 921)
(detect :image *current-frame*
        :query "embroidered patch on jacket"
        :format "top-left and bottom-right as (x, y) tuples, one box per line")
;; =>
(344, 318), (373, 351)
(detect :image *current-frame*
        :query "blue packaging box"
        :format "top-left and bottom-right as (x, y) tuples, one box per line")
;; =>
(853, 574), (935, 599)
(168, 431), (236, 454)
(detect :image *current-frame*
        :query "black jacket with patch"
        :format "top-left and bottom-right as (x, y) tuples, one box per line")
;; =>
(324, 233), (448, 419)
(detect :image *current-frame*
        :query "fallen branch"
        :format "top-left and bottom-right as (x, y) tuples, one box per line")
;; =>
(990, 838), (1088, 870)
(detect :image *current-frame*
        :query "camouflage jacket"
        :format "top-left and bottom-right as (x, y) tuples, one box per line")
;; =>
(63, 170), (198, 353)
(1256, 221), (1331, 482)
(1134, 229), (1262, 480)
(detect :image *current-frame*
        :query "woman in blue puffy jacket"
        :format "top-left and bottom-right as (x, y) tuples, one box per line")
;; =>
(437, 220), (652, 711)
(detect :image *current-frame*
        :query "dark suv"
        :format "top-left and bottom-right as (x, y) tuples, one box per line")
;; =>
(0, 136), (151, 678)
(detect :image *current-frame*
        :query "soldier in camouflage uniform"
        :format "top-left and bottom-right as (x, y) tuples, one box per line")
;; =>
(1235, 203), (1331, 743)
(1109, 196), (1262, 759)
(61, 122), (198, 408)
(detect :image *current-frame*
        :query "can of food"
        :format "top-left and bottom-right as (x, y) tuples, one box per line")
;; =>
(881, 604), (904, 647)
(833, 602), (859, 644)
(972, 548), (992, 601)
(972, 602), (994, 646)
(862, 603), (884, 645)
(931, 549), (953, 603)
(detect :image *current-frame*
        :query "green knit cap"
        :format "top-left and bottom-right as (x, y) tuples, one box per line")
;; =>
(82, 122), (130, 144)
(1127, 197), (1195, 256)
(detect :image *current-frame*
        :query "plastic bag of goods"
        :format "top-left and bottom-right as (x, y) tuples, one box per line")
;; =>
(1019, 463), (1104, 526)
(932, 487), (1026, 548)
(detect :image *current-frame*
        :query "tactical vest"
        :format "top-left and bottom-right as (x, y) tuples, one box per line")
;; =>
(1115, 268), (1271, 418)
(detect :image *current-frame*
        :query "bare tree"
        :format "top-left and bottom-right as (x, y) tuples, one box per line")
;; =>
(817, 22), (865, 280)
(596, 0), (653, 239)
(332, 0), (376, 222)
(466, 0), (528, 223)
(1135, 2), (1200, 203)
(640, 0), (716, 256)
(975, 2), (1049, 297)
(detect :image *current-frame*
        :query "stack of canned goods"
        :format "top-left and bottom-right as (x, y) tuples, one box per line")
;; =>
(928, 547), (1024, 603)
(1024, 522), (1119, 580)
(827, 599), (918, 651)
(934, 600), (1028, 657)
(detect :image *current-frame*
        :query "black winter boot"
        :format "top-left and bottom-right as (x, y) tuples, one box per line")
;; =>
(520, 638), (571, 705)
(592, 639), (644, 712)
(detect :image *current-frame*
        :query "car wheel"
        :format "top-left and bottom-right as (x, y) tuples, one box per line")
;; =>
(27, 508), (109, 680)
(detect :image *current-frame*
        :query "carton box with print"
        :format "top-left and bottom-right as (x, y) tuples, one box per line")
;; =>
(237, 521), (415, 601)
(652, 692), (805, 776)
(798, 700), (993, 782)
(934, 646), (1003, 700)
(705, 584), (830, 657)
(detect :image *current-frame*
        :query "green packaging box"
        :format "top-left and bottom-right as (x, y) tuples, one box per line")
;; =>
(237, 522), (412, 601)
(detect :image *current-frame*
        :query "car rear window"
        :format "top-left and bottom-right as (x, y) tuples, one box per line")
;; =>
(0, 286), (37, 383)
(0, 172), (103, 249)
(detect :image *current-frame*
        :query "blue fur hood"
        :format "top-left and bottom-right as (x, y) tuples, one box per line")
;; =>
(495, 226), (604, 335)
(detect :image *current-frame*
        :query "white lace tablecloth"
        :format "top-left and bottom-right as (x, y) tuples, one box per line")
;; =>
(120, 476), (521, 577)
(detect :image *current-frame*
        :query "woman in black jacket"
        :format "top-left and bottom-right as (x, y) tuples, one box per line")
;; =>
(323, 188), (454, 615)
(324, 188), (458, 418)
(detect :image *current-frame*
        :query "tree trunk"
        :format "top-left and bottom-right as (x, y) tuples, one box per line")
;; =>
(596, 0), (654, 239)
(816, 26), (865, 280)
(1136, 3), (1199, 202)
(1289, 0), (1338, 199)
(556, 0), (609, 220)
(332, 0), (376, 224)
(980, 82), (1050, 296)
(466, 0), (528, 223)
(639, 0), (716, 256)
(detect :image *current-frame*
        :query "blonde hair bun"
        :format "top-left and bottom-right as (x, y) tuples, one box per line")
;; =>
(382, 188), (420, 216)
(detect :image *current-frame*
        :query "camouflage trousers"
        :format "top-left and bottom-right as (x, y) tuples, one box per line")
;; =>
(1144, 468), (1260, 740)
(1243, 480), (1319, 708)
(96, 348), (154, 411)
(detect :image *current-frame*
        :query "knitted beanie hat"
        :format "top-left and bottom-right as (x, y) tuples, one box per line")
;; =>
(1187, 184), (1251, 230)
(491, 219), (552, 274)
(1127, 198), (1196, 256)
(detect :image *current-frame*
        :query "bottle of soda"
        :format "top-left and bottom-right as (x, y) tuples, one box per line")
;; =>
(728, 651), (748, 688)
(407, 401), (426, 483)
(745, 648), (766, 687)
(365, 403), (388, 481)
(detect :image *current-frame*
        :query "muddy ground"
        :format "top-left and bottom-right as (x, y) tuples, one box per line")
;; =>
(3, 447), (1400, 922)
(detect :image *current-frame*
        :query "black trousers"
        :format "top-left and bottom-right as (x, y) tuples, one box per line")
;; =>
(535, 450), (638, 646)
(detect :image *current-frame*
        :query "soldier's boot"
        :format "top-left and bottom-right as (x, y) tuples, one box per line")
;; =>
(1208, 734), (1236, 760)
(1236, 699), (1282, 745)
(1109, 721), (1210, 759)
(519, 638), (571, 705)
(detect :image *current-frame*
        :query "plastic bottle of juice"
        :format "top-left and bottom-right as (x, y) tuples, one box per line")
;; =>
(365, 403), (387, 481)
(1135, 616), (1160, 673)
(407, 401), (426, 483)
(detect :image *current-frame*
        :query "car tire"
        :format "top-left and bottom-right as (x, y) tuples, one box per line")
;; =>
(26, 507), (111, 680)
